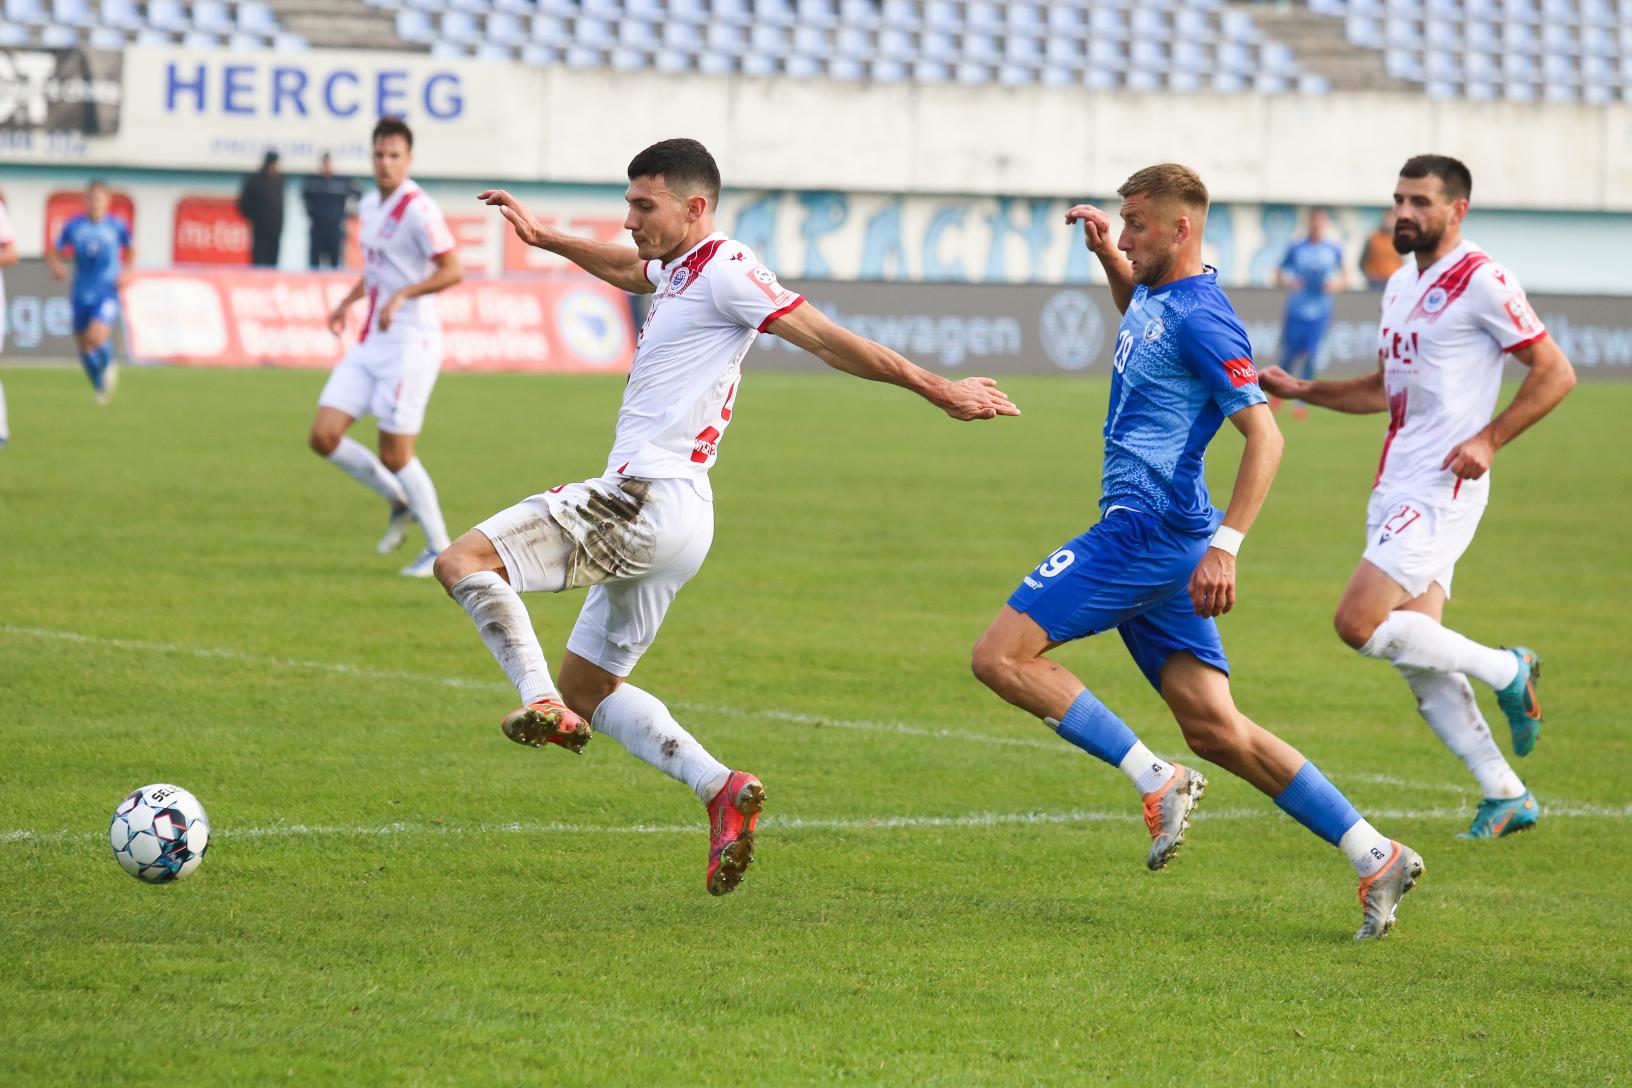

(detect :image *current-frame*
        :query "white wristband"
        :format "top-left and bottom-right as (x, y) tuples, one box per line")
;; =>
(1210, 526), (1245, 557)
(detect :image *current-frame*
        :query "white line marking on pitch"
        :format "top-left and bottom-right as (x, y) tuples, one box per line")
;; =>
(4, 803), (1630, 846)
(0, 623), (1501, 799)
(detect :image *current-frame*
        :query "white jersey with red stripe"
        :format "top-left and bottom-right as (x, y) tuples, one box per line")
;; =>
(1373, 239), (1545, 507)
(358, 179), (455, 340)
(607, 231), (803, 496)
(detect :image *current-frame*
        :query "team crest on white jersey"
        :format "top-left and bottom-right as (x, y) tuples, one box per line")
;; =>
(1143, 316), (1165, 343)
(669, 267), (691, 292)
(1421, 287), (1448, 314)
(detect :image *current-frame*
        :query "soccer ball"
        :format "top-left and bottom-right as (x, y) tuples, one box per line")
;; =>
(109, 783), (211, 883)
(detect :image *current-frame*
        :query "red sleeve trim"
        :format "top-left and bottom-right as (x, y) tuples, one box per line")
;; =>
(1503, 331), (1548, 354)
(758, 295), (805, 333)
(431, 245), (457, 258)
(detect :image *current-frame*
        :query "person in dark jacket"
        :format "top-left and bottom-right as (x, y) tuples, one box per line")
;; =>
(302, 153), (360, 269)
(237, 150), (284, 267)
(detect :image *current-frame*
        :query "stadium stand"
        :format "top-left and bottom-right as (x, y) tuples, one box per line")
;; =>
(0, 0), (1623, 104)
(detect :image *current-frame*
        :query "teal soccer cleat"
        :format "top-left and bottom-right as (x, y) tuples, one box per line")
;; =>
(1458, 791), (1540, 840)
(1495, 647), (1543, 757)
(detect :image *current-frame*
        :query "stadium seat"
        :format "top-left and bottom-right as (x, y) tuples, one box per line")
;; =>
(49, 0), (90, 27)
(705, 21), (745, 55)
(237, 2), (279, 34)
(755, 0), (796, 27)
(710, 0), (750, 25)
(653, 49), (693, 72)
(1088, 7), (1130, 42)
(272, 31), (309, 50)
(530, 14), (567, 43)
(954, 61), (992, 84)
(872, 57), (909, 81)
(144, 0), (188, 31)
(196, 0), (235, 32)
(696, 51), (733, 74)
(826, 55), (865, 79)
(880, 0), (918, 29)
(1167, 69), (1205, 93)
(474, 40), (513, 60)
(662, 20), (703, 49)
(1047, 5), (1085, 36)
(919, 29), (957, 62)
(40, 23), (76, 43)
(922, 0), (956, 31)
(750, 24), (789, 55)
(0, 19), (23, 43)
(226, 30), (268, 50)
(429, 40), (467, 58)
(2, 0), (43, 24)
(440, 11), (480, 43)
(493, 0), (535, 13)
(97, 0), (140, 28)
(487, 11), (524, 42)
(784, 53), (821, 76)
(180, 29), (220, 49)
(132, 26), (171, 45)
(86, 24), (124, 46)
(964, 1), (1001, 33)
(834, 0), (872, 28)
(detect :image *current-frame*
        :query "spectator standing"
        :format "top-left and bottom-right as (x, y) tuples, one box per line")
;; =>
(302, 153), (360, 269)
(238, 150), (285, 267)
(1359, 209), (1404, 289)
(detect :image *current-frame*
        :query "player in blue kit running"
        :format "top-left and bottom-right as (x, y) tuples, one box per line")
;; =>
(47, 180), (130, 405)
(970, 165), (1423, 940)
(1273, 209), (1347, 419)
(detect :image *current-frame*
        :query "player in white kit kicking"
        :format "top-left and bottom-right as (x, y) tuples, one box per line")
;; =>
(1261, 155), (1576, 839)
(307, 118), (464, 577)
(0, 193), (16, 447)
(434, 139), (1019, 896)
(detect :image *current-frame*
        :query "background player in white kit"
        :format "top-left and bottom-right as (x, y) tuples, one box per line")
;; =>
(307, 118), (463, 577)
(434, 139), (1018, 896)
(0, 192), (16, 446)
(1261, 155), (1576, 840)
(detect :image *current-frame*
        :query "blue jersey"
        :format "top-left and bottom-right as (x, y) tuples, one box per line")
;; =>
(1279, 238), (1344, 325)
(57, 214), (130, 300)
(1101, 269), (1266, 537)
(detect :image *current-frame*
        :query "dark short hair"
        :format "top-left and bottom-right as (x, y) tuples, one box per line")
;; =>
(372, 117), (413, 150)
(87, 178), (108, 192)
(1399, 154), (1472, 203)
(627, 138), (721, 206)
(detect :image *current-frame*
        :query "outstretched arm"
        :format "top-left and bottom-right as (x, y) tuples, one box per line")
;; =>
(1065, 203), (1133, 313)
(1258, 360), (1388, 414)
(1441, 334), (1576, 481)
(766, 301), (1019, 421)
(1188, 402), (1283, 618)
(479, 189), (652, 294)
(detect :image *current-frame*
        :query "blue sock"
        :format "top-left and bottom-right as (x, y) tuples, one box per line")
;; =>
(79, 349), (103, 390)
(94, 343), (114, 386)
(1055, 689), (1139, 767)
(1274, 762), (1362, 846)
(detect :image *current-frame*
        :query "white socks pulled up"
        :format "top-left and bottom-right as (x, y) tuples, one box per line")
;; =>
(1359, 610), (1519, 691)
(326, 435), (408, 507)
(450, 572), (557, 705)
(1398, 666), (1526, 800)
(394, 456), (450, 553)
(592, 684), (731, 803)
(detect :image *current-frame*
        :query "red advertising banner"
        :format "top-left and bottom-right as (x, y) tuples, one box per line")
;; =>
(121, 268), (635, 373)
(172, 196), (251, 265)
(45, 190), (136, 250)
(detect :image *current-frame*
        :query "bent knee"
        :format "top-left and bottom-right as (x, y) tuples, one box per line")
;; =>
(1333, 607), (1379, 650)
(308, 427), (341, 457)
(970, 637), (1027, 694)
(378, 449), (412, 473)
(1179, 714), (1248, 764)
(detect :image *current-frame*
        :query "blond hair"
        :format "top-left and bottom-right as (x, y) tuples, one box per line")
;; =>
(1117, 164), (1209, 214)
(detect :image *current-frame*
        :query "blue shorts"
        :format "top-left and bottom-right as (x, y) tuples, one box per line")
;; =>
(1280, 316), (1330, 365)
(72, 292), (120, 334)
(1006, 508), (1230, 691)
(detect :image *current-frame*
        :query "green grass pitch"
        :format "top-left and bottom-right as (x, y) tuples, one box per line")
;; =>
(1, 363), (1628, 1086)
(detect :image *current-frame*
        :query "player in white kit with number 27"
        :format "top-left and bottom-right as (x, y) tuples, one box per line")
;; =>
(1261, 155), (1576, 840)
(307, 118), (464, 578)
(434, 139), (1018, 896)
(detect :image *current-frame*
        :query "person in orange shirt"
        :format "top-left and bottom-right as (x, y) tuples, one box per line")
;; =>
(1359, 209), (1404, 289)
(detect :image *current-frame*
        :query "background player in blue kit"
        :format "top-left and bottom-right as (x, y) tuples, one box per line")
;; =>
(1273, 209), (1348, 420)
(47, 180), (131, 405)
(970, 164), (1422, 940)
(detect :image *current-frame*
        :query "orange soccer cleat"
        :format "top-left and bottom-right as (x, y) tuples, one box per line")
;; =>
(706, 771), (765, 896)
(1141, 764), (1208, 871)
(500, 698), (593, 754)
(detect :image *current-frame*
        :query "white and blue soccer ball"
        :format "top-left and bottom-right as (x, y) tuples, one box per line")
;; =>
(109, 784), (210, 883)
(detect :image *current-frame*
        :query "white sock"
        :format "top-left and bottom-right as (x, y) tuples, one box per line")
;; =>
(1117, 741), (1176, 795)
(0, 379), (8, 439)
(449, 572), (557, 704)
(395, 457), (450, 552)
(1399, 666), (1526, 799)
(592, 684), (731, 803)
(1338, 818), (1395, 878)
(326, 436), (408, 507)
(1359, 610), (1519, 690)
